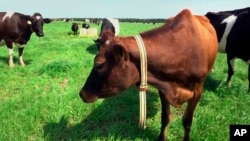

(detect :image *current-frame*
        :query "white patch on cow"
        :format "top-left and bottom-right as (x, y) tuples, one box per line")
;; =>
(105, 40), (110, 45)
(8, 48), (14, 55)
(27, 20), (32, 25)
(19, 55), (25, 66)
(218, 15), (237, 52)
(0, 40), (6, 46)
(36, 16), (41, 20)
(230, 57), (236, 71)
(8, 48), (14, 67)
(107, 18), (120, 36)
(16, 43), (26, 48)
(2, 12), (14, 22)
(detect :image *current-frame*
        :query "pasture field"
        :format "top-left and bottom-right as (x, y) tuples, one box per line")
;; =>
(0, 21), (250, 141)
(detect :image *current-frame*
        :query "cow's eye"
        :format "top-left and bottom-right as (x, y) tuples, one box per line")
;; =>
(94, 62), (104, 71)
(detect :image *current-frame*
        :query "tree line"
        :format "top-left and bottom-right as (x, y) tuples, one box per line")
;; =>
(55, 18), (167, 24)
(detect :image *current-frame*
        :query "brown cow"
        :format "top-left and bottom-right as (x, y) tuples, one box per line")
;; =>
(80, 9), (217, 141)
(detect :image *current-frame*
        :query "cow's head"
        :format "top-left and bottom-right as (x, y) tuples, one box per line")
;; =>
(94, 29), (115, 50)
(29, 13), (44, 37)
(80, 33), (139, 103)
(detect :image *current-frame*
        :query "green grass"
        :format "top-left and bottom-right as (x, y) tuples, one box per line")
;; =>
(0, 21), (250, 141)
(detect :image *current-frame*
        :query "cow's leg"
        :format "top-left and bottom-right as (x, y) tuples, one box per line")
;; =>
(248, 65), (250, 92)
(158, 90), (171, 141)
(182, 85), (202, 141)
(5, 41), (15, 68)
(226, 55), (236, 87)
(8, 48), (14, 68)
(17, 44), (26, 67)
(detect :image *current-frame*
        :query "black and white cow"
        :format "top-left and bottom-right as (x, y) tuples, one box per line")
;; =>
(205, 7), (250, 91)
(94, 18), (120, 50)
(82, 22), (90, 29)
(0, 12), (44, 67)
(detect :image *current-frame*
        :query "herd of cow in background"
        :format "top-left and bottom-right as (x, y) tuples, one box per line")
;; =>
(1, 6), (250, 140)
(71, 22), (90, 35)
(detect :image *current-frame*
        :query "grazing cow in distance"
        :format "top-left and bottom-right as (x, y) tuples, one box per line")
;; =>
(82, 22), (90, 29)
(71, 23), (79, 35)
(44, 18), (53, 24)
(80, 9), (217, 141)
(92, 19), (100, 25)
(94, 18), (120, 50)
(0, 12), (44, 67)
(205, 7), (250, 91)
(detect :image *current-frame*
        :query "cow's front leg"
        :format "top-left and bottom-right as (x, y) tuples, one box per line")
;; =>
(182, 85), (202, 141)
(8, 48), (14, 68)
(158, 90), (171, 141)
(5, 41), (15, 68)
(17, 44), (26, 67)
(226, 55), (236, 87)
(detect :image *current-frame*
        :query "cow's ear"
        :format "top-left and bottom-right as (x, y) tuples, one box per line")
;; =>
(112, 44), (129, 65)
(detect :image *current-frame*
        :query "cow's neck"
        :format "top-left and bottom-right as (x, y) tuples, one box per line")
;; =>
(123, 36), (164, 90)
(19, 25), (33, 44)
(121, 36), (150, 86)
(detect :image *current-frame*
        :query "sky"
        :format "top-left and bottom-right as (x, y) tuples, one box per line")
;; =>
(2, 0), (250, 19)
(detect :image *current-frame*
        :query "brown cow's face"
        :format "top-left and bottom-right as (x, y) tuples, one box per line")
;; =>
(94, 30), (115, 50)
(80, 39), (138, 103)
(30, 13), (44, 37)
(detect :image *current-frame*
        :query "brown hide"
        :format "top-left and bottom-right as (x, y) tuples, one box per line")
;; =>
(80, 9), (217, 141)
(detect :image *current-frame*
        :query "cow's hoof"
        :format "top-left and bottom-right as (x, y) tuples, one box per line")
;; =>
(226, 81), (231, 88)
(20, 63), (26, 67)
(9, 64), (14, 68)
(19, 62), (26, 67)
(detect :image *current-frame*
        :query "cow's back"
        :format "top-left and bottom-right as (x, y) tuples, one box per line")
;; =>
(0, 12), (7, 38)
(227, 10), (250, 57)
(0, 12), (22, 38)
(141, 9), (217, 80)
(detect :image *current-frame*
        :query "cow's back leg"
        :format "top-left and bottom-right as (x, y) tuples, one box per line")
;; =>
(248, 65), (250, 92)
(5, 40), (14, 68)
(158, 90), (171, 141)
(226, 55), (236, 87)
(182, 84), (202, 141)
(17, 44), (26, 67)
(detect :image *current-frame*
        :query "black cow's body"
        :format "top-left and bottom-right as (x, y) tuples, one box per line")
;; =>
(0, 12), (44, 67)
(71, 23), (79, 35)
(206, 7), (250, 91)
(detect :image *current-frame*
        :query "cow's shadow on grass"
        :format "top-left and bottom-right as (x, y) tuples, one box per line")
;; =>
(204, 74), (221, 92)
(0, 56), (32, 66)
(43, 86), (161, 140)
(86, 43), (98, 54)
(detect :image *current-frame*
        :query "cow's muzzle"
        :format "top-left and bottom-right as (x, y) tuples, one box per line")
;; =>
(79, 90), (98, 103)
(36, 32), (44, 37)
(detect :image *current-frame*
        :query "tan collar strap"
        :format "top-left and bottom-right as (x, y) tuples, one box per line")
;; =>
(134, 35), (147, 129)
(134, 35), (148, 90)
